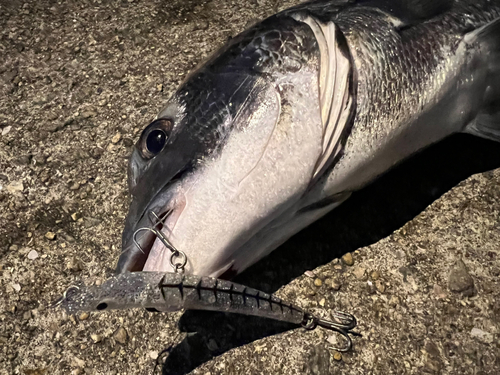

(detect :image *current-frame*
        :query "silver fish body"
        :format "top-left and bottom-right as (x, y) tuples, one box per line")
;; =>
(117, 0), (500, 277)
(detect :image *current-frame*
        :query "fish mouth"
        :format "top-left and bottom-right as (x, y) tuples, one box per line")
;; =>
(117, 187), (187, 273)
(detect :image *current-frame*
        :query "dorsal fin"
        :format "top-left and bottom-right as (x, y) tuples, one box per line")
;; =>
(358, 0), (453, 24)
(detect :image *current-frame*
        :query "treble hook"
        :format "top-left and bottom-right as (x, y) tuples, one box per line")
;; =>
(132, 209), (188, 272)
(132, 209), (175, 254)
(301, 310), (360, 352)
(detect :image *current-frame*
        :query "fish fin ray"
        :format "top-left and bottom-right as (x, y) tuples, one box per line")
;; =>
(464, 17), (500, 143)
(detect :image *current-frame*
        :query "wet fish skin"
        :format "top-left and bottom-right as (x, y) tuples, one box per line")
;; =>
(118, 0), (500, 277)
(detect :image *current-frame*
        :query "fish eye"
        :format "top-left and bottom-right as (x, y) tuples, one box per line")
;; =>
(146, 129), (166, 154)
(139, 118), (173, 159)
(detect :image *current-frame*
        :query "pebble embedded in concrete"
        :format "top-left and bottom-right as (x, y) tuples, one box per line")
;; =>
(448, 259), (474, 296)
(79, 312), (89, 321)
(90, 334), (102, 343)
(328, 278), (341, 291)
(111, 133), (122, 144)
(45, 232), (56, 240)
(341, 252), (354, 266)
(114, 327), (128, 344)
(27, 249), (39, 260)
(353, 267), (366, 280)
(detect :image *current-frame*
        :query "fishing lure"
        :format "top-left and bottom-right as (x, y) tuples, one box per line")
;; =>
(53, 272), (359, 352)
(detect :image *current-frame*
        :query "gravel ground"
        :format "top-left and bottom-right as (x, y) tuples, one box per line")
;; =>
(1, 1), (499, 374)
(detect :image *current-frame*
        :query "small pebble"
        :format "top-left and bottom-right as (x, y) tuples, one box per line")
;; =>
(2, 126), (12, 135)
(328, 279), (342, 291)
(319, 298), (326, 307)
(111, 133), (122, 144)
(6, 180), (24, 194)
(304, 270), (316, 278)
(375, 280), (386, 293)
(114, 327), (128, 344)
(79, 312), (89, 321)
(27, 249), (39, 260)
(389, 295), (400, 306)
(370, 270), (380, 280)
(341, 253), (354, 266)
(23, 310), (32, 320)
(433, 284), (447, 299)
(306, 289), (316, 297)
(470, 327), (494, 344)
(81, 110), (97, 119)
(90, 334), (102, 343)
(72, 356), (85, 368)
(448, 259), (474, 296)
(12, 283), (21, 292)
(45, 232), (56, 240)
(314, 278), (323, 287)
(333, 351), (342, 361)
(71, 212), (79, 221)
(353, 267), (366, 280)
(66, 257), (82, 272)
(149, 350), (159, 360)
(69, 182), (80, 190)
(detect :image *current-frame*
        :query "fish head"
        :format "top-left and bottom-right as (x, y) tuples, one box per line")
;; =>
(117, 15), (354, 277)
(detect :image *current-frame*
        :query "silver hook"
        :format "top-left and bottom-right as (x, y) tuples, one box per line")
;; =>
(132, 210), (188, 273)
(301, 310), (360, 352)
(132, 227), (159, 254)
(50, 285), (80, 308)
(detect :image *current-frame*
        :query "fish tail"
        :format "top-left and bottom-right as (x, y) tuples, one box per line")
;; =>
(464, 17), (500, 142)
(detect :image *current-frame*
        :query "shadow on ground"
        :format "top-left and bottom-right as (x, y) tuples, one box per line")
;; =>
(159, 134), (500, 375)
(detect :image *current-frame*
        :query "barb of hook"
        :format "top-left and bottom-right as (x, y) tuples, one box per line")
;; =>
(302, 310), (360, 352)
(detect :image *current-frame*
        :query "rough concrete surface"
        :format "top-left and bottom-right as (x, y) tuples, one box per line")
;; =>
(1, 1), (499, 374)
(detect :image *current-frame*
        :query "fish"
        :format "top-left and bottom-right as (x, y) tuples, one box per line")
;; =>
(116, 0), (500, 278)
(52, 271), (359, 351)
